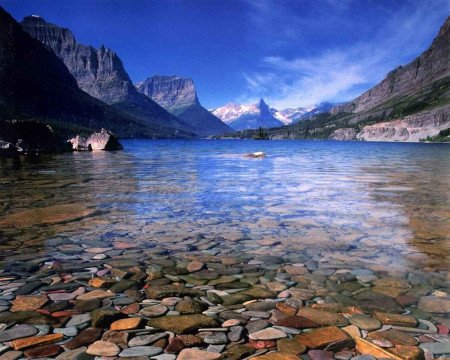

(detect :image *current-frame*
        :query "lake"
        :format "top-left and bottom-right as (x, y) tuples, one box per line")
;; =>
(1, 139), (448, 278)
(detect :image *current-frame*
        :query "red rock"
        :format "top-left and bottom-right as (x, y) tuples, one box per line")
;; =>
(120, 303), (140, 314)
(52, 310), (80, 318)
(248, 339), (276, 349)
(64, 327), (103, 350)
(295, 326), (354, 350)
(23, 344), (61, 358)
(395, 295), (419, 307)
(35, 309), (51, 315)
(437, 324), (449, 334)
(276, 315), (319, 328)
(113, 241), (137, 249)
(276, 302), (298, 316)
(165, 338), (185, 354)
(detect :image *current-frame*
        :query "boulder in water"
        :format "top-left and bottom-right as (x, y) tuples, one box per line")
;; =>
(69, 129), (123, 151)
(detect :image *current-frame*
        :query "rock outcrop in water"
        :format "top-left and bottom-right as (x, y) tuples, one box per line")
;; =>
(21, 15), (195, 139)
(69, 129), (123, 151)
(0, 7), (154, 140)
(136, 75), (233, 136)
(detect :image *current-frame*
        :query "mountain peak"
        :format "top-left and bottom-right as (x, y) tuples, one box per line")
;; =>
(136, 75), (199, 111)
(21, 15), (47, 25)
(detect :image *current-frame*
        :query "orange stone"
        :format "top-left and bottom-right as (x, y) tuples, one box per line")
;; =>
(110, 317), (143, 331)
(373, 311), (418, 327)
(89, 278), (115, 288)
(276, 302), (297, 316)
(295, 326), (353, 349)
(76, 290), (114, 301)
(297, 307), (348, 326)
(12, 333), (64, 351)
(10, 295), (48, 312)
(354, 337), (403, 360)
(367, 329), (418, 346)
(388, 345), (424, 360)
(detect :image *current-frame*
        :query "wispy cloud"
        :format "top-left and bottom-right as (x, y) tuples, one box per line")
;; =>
(241, 0), (449, 108)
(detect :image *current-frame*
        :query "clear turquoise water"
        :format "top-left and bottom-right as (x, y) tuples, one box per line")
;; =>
(0, 140), (449, 274)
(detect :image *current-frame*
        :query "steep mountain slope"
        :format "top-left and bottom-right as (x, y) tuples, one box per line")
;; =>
(213, 99), (284, 130)
(136, 76), (232, 136)
(0, 7), (154, 139)
(21, 15), (195, 138)
(229, 17), (450, 142)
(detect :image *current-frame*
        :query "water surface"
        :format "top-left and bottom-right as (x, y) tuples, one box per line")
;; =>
(0, 140), (449, 277)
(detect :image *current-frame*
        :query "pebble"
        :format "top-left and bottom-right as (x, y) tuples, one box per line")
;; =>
(0, 324), (38, 342)
(119, 346), (163, 357)
(86, 340), (120, 356)
(177, 348), (222, 360)
(249, 327), (287, 340)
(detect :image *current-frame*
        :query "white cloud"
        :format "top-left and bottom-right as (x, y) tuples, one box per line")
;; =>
(241, 0), (450, 109)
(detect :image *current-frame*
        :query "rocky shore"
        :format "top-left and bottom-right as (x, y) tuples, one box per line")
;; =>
(0, 244), (448, 360)
(0, 120), (122, 157)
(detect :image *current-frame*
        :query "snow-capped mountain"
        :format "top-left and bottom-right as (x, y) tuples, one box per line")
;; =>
(271, 107), (311, 124)
(212, 99), (337, 130)
(212, 99), (284, 131)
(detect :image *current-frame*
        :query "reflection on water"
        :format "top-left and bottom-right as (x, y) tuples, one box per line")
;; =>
(0, 140), (449, 277)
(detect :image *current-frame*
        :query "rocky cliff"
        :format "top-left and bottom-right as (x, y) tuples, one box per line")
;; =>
(332, 16), (449, 115)
(136, 76), (232, 136)
(0, 7), (154, 141)
(21, 16), (195, 138)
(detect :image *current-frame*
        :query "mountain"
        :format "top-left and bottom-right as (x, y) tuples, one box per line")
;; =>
(271, 102), (337, 124)
(227, 17), (450, 142)
(212, 99), (284, 131)
(136, 75), (233, 136)
(0, 6), (157, 139)
(21, 15), (194, 138)
(271, 107), (310, 124)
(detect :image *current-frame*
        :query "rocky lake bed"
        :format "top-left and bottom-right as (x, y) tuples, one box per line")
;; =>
(0, 140), (449, 359)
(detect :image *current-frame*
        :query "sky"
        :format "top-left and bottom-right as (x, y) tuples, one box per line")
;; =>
(2, 0), (449, 109)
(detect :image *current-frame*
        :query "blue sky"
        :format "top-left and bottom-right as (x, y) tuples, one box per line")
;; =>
(2, 0), (449, 109)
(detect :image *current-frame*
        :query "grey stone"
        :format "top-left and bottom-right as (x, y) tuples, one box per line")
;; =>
(0, 324), (38, 342)
(119, 346), (163, 357)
